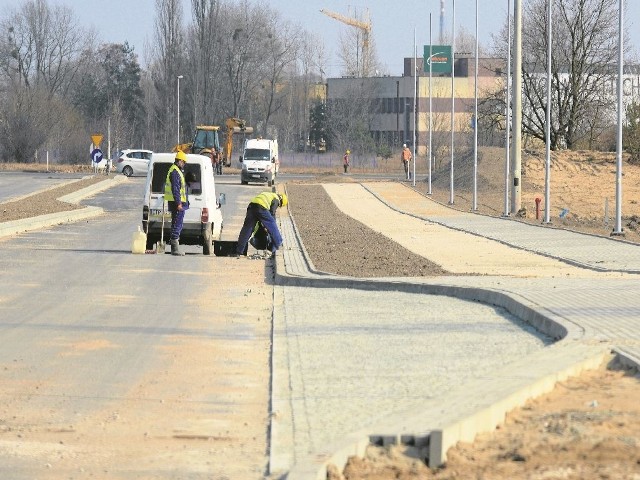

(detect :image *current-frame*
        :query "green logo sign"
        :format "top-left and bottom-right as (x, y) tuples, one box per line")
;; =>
(424, 45), (452, 74)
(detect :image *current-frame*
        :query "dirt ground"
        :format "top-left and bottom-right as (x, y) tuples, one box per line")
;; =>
(332, 362), (640, 480)
(3, 149), (640, 479)
(425, 147), (640, 244)
(287, 183), (450, 277)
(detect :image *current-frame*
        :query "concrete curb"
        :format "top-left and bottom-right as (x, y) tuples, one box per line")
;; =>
(283, 346), (611, 480)
(0, 176), (125, 239)
(58, 174), (126, 203)
(269, 283), (295, 478)
(0, 206), (105, 238)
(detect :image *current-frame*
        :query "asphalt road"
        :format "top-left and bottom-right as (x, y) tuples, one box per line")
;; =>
(0, 175), (275, 479)
(0, 173), (555, 478)
(0, 172), (88, 203)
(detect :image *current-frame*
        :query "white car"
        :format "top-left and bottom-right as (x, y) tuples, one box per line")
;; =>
(115, 149), (153, 177)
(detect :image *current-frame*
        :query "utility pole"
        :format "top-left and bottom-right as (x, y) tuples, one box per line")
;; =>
(613, 0), (624, 235)
(511, 0), (522, 214)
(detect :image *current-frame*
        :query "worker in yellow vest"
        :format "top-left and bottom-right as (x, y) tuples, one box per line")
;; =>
(164, 151), (189, 256)
(235, 191), (287, 257)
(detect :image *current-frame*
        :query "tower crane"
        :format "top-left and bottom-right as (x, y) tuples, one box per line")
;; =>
(320, 8), (372, 76)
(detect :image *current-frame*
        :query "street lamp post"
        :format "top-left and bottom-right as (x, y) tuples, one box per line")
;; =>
(177, 75), (184, 145)
(613, 0), (624, 235)
(511, 0), (522, 215)
(449, 0), (456, 205)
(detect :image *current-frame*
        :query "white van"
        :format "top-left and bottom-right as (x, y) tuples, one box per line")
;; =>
(142, 153), (225, 255)
(239, 138), (279, 187)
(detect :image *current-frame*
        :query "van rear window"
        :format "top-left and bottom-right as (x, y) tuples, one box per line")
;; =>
(151, 163), (202, 194)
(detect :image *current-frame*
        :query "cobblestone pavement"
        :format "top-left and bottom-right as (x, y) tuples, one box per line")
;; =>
(272, 182), (640, 479)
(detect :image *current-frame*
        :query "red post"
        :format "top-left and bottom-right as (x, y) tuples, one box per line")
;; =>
(535, 197), (542, 220)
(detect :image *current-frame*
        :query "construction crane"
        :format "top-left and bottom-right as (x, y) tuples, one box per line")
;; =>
(320, 8), (372, 76)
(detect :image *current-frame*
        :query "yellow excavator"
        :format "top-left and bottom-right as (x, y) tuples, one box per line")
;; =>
(173, 125), (221, 157)
(173, 118), (253, 166)
(222, 117), (253, 166)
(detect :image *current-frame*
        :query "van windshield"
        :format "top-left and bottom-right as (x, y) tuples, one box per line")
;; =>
(244, 148), (270, 161)
(151, 163), (202, 195)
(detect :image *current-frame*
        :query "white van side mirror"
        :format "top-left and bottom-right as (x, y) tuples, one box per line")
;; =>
(217, 193), (226, 206)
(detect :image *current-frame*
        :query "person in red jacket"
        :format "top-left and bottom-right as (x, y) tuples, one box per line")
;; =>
(401, 144), (412, 179)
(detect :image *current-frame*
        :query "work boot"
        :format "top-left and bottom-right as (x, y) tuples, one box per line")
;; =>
(170, 239), (184, 256)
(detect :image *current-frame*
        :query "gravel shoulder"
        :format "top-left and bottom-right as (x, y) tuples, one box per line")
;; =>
(0, 176), (105, 222)
(286, 183), (449, 277)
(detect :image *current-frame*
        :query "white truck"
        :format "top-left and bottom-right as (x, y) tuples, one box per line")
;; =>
(239, 138), (279, 187)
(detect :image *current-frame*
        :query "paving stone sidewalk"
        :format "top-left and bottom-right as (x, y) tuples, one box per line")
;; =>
(271, 181), (640, 479)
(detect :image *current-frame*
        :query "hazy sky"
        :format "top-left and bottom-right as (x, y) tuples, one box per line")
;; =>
(2, 0), (639, 77)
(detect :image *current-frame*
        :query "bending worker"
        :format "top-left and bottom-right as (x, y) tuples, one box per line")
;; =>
(235, 191), (287, 256)
(165, 150), (189, 256)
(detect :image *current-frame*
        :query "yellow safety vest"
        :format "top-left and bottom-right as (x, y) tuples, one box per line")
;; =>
(251, 191), (279, 210)
(164, 164), (186, 202)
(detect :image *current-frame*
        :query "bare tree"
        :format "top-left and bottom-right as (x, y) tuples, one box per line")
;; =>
(258, 14), (301, 136)
(1, 0), (93, 96)
(0, 0), (93, 162)
(491, 0), (623, 150)
(0, 84), (51, 162)
(150, 0), (185, 148)
(217, 1), (266, 118)
(189, 0), (223, 126)
(326, 79), (378, 156)
(338, 22), (379, 77)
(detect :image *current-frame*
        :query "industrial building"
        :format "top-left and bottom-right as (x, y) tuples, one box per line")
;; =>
(326, 55), (506, 156)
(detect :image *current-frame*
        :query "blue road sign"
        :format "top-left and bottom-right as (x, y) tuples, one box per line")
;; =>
(91, 148), (103, 164)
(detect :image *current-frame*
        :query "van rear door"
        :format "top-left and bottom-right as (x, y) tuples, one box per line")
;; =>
(148, 162), (202, 221)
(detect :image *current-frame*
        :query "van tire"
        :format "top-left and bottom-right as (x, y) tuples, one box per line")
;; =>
(203, 227), (212, 255)
(241, 180), (248, 185)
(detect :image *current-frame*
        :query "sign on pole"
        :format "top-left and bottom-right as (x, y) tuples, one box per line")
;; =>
(91, 134), (103, 147)
(424, 45), (452, 74)
(91, 148), (103, 164)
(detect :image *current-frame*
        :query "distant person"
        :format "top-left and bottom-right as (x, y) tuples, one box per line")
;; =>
(164, 151), (189, 256)
(401, 144), (412, 179)
(235, 192), (287, 257)
(210, 147), (222, 175)
(343, 149), (350, 174)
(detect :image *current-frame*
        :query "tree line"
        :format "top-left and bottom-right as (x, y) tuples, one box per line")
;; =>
(0, 0), (327, 163)
(1, 0), (639, 164)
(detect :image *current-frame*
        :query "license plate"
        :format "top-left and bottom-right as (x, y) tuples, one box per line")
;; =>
(252, 174), (260, 178)
(150, 209), (170, 217)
